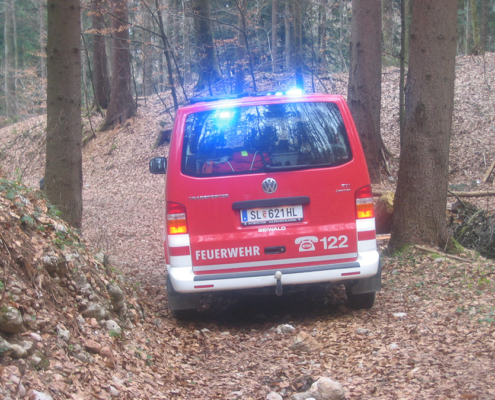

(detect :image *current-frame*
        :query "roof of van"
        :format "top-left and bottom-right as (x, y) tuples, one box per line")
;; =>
(185, 92), (345, 111)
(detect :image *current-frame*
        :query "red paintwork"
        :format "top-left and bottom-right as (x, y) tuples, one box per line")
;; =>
(164, 94), (371, 274)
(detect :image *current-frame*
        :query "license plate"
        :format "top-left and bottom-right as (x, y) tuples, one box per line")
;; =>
(240, 205), (303, 225)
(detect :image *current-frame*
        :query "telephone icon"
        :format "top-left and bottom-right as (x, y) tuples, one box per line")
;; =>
(295, 236), (318, 252)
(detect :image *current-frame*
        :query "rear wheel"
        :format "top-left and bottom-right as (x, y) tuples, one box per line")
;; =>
(345, 287), (376, 309)
(171, 309), (198, 320)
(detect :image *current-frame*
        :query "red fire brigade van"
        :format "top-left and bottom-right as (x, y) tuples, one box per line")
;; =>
(150, 91), (381, 317)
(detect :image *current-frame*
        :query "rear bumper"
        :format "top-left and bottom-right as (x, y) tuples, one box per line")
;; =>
(167, 250), (380, 293)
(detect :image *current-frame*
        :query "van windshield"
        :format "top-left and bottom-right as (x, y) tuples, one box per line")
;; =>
(181, 102), (352, 176)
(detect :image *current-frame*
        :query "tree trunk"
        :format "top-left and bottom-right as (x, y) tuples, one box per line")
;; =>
(155, 0), (179, 110)
(465, 0), (471, 54)
(284, 0), (292, 71)
(99, 0), (136, 131)
(389, 0), (458, 253)
(192, 0), (222, 92)
(339, 0), (346, 72)
(404, 0), (412, 63)
(4, 0), (17, 119)
(293, 0), (303, 88)
(469, 0), (480, 54)
(347, 0), (384, 184)
(45, 0), (83, 228)
(317, 0), (328, 73)
(480, 0), (488, 53)
(142, 2), (154, 97)
(400, 0), (412, 147)
(271, 0), (278, 73)
(235, 0), (247, 94)
(159, 49), (165, 91)
(92, 0), (111, 109)
(381, 0), (394, 66)
(167, 0), (177, 52)
(183, 1), (191, 86)
(39, 0), (46, 80)
(12, 0), (18, 71)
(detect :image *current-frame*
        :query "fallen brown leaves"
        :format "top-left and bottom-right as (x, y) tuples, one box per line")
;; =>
(0, 54), (495, 399)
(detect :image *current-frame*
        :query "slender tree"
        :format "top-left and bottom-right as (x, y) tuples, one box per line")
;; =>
(399, 0), (413, 146)
(92, 0), (111, 109)
(347, 0), (385, 183)
(167, 0), (178, 53)
(293, 0), (303, 88)
(234, 0), (247, 94)
(339, 0), (347, 72)
(389, 0), (458, 252)
(403, 0), (412, 62)
(141, 1), (154, 97)
(99, 0), (136, 131)
(182, 1), (192, 86)
(271, 0), (278, 73)
(154, 0), (179, 110)
(38, 0), (46, 80)
(381, 0), (395, 66)
(317, 0), (328, 73)
(4, 0), (17, 118)
(480, 0), (488, 53)
(192, 0), (222, 92)
(464, 0), (471, 54)
(469, 0), (480, 54)
(284, 0), (292, 71)
(45, 0), (83, 228)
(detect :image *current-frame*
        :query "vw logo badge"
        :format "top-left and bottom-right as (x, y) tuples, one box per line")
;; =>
(262, 178), (278, 194)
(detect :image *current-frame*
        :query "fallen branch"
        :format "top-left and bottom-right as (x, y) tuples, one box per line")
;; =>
(482, 159), (495, 183)
(413, 245), (471, 262)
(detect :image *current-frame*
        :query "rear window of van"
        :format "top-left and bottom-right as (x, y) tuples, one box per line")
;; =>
(181, 102), (352, 176)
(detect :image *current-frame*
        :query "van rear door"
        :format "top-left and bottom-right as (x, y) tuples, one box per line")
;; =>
(168, 96), (370, 277)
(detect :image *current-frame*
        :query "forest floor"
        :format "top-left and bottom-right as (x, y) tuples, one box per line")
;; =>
(0, 53), (495, 399)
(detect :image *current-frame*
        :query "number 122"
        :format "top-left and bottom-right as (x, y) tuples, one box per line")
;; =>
(320, 235), (348, 249)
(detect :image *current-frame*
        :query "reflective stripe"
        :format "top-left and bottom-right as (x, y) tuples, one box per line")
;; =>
(168, 234), (190, 247)
(356, 218), (377, 252)
(193, 252), (357, 272)
(342, 271), (360, 277)
(168, 234), (192, 267)
(358, 230), (376, 241)
(194, 261), (360, 280)
(169, 246), (191, 257)
(356, 218), (376, 232)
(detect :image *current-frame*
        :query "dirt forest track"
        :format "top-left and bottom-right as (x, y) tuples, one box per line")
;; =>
(0, 54), (494, 399)
(2, 54), (495, 286)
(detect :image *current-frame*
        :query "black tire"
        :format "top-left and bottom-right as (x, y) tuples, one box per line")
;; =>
(345, 287), (376, 310)
(171, 309), (198, 320)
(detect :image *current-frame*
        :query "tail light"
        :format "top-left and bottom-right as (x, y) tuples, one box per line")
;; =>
(355, 185), (374, 219)
(166, 201), (188, 234)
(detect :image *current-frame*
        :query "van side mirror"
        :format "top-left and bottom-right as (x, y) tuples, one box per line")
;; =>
(149, 157), (167, 174)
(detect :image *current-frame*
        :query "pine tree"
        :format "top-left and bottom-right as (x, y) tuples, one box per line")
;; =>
(45, 0), (83, 228)
(347, 0), (386, 183)
(389, 0), (458, 252)
(99, 0), (136, 131)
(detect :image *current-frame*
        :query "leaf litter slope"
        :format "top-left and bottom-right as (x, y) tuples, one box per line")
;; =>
(0, 54), (494, 399)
